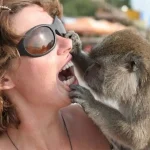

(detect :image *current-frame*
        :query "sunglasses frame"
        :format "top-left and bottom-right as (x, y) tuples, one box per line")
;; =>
(17, 16), (66, 57)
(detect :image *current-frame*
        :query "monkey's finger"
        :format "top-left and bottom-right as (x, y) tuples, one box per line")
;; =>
(70, 84), (89, 94)
(65, 31), (76, 39)
(70, 84), (83, 91)
(70, 84), (80, 91)
(70, 98), (82, 104)
(69, 91), (83, 99)
(70, 84), (78, 89)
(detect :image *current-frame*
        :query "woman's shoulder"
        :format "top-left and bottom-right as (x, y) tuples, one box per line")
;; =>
(61, 104), (111, 150)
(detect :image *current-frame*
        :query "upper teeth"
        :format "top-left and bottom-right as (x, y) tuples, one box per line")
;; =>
(62, 61), (74, 70)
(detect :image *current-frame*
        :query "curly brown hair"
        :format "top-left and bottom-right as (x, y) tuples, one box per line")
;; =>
(0, 0), (63, 135)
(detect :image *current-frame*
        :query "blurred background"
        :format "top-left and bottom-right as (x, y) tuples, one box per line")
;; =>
(60, 0), (150, 52)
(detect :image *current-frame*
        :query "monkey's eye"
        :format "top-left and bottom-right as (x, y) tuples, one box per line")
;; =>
(125, 61), (137, 72)
(95, 62), (101, 67)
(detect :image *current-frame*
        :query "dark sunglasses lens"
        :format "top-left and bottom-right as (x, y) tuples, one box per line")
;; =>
(55, 17), (66, 36)
(24, 27), (55, 55)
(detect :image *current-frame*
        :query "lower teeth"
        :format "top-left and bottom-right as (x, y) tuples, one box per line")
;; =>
(67, 76), (73, 80)
(63, 76), (75, 86)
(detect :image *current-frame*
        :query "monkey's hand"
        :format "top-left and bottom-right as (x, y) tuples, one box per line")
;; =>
(69, 84), (95, 108)
(65, 31), (91, 73)
(69, 86), (149, 150)
(65, 31), (82, 55)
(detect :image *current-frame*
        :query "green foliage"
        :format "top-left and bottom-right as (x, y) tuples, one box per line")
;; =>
(60, 0), (98, 17)
(106, 0), (131, 8)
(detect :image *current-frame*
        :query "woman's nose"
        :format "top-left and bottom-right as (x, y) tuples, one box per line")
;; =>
(57, 36), (72, 55)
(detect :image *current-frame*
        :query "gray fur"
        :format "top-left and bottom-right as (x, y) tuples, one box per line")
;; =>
(66, 29), (150, 150)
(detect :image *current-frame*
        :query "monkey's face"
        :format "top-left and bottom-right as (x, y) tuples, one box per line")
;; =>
(84, 25), (150, 102)
(84, 52), (149, 101)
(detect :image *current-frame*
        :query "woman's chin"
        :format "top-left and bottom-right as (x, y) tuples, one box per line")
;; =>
(56, 77), (79, 105)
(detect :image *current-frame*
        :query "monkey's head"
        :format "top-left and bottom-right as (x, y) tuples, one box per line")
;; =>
(84, 29), (150, 102)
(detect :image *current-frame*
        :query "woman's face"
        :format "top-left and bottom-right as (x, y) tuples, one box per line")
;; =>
(8, 5), (74, 108)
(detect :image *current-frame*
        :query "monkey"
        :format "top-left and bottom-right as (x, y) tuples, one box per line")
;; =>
(65, 29), (150, 150)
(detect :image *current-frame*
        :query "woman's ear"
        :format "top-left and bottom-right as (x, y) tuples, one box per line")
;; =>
(0, 74), (15, 90)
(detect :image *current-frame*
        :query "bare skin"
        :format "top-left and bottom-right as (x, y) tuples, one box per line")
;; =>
(61, 104), (111, 150)
(0, 104), (110, 150)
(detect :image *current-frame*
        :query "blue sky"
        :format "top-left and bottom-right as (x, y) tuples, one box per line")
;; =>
(131, 0), (150, 26)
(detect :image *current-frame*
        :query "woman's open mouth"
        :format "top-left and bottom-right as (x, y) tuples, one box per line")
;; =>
(58, 61), (76, 86)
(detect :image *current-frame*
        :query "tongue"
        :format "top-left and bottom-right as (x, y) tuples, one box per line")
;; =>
(59, 68), (73, 81)
(58, 74), (66, 81)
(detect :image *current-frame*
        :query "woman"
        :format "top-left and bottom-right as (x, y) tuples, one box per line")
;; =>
(0, 0), (111, 149)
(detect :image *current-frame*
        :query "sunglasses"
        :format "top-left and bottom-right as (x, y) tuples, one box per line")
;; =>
(17, 16), (66, 57)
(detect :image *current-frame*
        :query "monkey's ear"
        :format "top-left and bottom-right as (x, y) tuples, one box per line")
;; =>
(124, 53), (140, 72)
(125, 60), (138, 72)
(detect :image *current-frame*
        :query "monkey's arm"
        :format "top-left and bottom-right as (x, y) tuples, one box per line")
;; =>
(73, 51), (93, 74)
(69, 85), (149, 149)
(65, 31), (93, 74)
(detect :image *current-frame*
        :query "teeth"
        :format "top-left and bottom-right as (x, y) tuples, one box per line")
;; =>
(62, 61), (74, 71)
(63, 76), (75, 86)
(60, 61), (75, 86)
